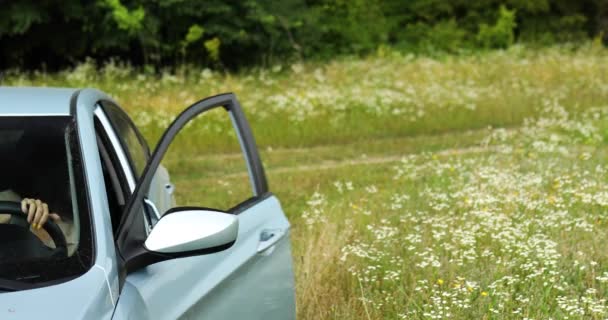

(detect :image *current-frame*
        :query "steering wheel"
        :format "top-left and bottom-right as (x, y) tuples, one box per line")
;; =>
(0, 201), (67, 259)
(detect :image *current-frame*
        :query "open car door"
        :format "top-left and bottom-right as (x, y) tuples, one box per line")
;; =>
(112, 93), (295, 319)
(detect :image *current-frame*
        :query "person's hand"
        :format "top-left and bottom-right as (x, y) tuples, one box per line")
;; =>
(21, 198), (61, 230)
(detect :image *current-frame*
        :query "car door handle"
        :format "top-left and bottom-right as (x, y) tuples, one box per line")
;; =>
(257, 229), (286, 253)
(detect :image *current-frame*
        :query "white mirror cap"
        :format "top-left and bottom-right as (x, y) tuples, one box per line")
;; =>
(145, 210), (238, 254)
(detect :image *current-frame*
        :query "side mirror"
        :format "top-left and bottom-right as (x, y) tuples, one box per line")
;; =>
(145, 209), (238, 254)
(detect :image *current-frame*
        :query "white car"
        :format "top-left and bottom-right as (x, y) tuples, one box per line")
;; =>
(0, 87), (296, 319)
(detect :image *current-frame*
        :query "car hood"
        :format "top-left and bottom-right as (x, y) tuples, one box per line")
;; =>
(0, 266), (114, 319)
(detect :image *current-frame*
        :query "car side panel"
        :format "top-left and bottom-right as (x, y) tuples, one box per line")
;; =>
(180, 233), (295, 319)
(122, 196), (295, 319)
(111, 282), (150, 320)
(0, 267), (113, 320)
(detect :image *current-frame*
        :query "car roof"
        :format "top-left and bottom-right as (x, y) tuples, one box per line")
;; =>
(0, 87), (80, 116)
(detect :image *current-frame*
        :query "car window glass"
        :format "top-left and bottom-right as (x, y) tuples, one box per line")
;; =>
(101, 101), (149, 179)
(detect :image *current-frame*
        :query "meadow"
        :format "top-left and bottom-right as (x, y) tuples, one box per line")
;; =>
(3, 45), (608, 319)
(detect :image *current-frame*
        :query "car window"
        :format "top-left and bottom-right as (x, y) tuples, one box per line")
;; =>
(100, 101), (149, 179)
(0, 116), (93, 288)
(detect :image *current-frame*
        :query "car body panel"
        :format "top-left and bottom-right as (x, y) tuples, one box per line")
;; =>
(0, 87), (74, 116)
(0, 267), (113, 319)
(110, 281), (149, 320)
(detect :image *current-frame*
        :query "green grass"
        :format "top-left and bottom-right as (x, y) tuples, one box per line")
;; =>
(5, 45), (608, 318)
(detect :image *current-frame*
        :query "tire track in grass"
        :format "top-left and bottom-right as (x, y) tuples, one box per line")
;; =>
(262, 142), (598, 177)
(165, 128), (497, 163)
(169, 128), (504, 183)
(199, 145), (499, 180)
(265, 145), (496, 175)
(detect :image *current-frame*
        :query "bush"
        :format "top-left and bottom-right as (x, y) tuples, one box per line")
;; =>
(477, 6), (517, 49)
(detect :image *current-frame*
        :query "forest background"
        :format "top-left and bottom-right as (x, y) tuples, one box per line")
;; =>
(1, 0), (607, 70)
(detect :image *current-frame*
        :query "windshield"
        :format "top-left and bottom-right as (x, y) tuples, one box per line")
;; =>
(0, 116), (93, 289)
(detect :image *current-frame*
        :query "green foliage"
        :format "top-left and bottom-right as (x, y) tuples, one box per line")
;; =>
(0, 2), (46, 36)
(0, 0), (606, 70)
(180, 24), (205, 58)
(204, 37), (221, 62)
(398, 20), (468, 54)
(477, 6), (517, 49)
(519, 14), (588, 44)
(102, 0), (145, 34)
(184, 25), (205, 45)
(313, 0), (389, 54)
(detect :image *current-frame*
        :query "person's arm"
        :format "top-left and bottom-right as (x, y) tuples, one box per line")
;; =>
(20, 198), (61, 229)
